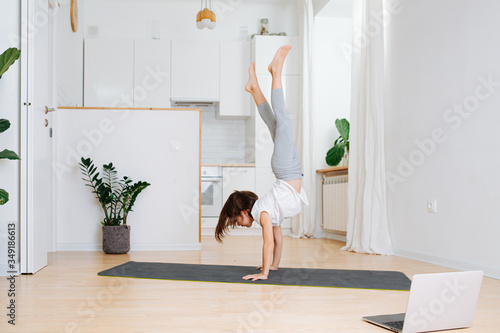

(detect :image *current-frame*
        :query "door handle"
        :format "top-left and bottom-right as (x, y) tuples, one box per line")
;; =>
(229, 169), (248, 173)
(45, 106), (55, 114)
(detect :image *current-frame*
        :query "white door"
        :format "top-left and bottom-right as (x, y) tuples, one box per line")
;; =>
(20, 0), (54, 274)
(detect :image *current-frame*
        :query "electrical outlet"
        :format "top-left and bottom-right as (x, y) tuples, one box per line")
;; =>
(427, 199), (437, 213)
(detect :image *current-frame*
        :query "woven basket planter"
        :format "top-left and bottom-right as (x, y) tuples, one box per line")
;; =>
(102, 225), (130, 254)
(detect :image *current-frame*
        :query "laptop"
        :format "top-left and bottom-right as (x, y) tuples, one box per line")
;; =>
(363, 270), (483, 333)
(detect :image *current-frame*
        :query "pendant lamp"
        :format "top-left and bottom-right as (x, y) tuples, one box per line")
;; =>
(196, 0), (216, 30)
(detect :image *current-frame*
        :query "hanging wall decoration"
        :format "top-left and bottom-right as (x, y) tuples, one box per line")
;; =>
(70, 0), (78, 32)
(196, 0), (216, 30)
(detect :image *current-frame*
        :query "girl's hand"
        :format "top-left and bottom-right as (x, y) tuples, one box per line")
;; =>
(256, 265), (278, 271)
(242, 273), (268, 281)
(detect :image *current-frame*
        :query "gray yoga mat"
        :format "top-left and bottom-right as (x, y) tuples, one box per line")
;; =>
(98, 261), (411, 290)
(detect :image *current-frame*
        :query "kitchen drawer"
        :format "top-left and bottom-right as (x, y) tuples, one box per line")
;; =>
(222, 167), (256, 203)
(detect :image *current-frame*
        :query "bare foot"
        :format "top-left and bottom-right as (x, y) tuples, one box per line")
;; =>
(245, 62), (259, 94)
(268, 45), (292, 76)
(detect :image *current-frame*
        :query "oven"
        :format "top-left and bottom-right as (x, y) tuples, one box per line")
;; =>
(201, 167), (223, 218)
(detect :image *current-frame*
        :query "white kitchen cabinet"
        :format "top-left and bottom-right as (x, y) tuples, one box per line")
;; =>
(252, 36), (300, 76)
(223, 167), (256, 203)
(255, 167), (276, 198)
(171, 40), (220, 101)
(219, 41), (251, 117)
(201, 217), (218, 229)
(84, 38), (134, 107)
(134, 39), (171, 108)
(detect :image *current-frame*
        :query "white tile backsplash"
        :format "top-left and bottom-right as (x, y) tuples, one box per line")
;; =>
(202, 107), (248, 164)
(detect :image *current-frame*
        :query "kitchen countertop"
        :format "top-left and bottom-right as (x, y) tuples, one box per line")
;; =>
(202, 163), (256, 167)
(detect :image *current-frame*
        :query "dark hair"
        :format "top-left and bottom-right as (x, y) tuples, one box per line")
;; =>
(215, 190), (258, 243)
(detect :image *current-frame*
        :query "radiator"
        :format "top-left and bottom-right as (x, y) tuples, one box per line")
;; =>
(322, 175), (348, 233)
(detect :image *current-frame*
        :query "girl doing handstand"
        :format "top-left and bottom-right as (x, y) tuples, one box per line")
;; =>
(215, 45), (309, 281)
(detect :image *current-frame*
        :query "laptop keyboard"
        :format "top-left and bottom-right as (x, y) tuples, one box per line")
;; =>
(382, 320), (404, 331)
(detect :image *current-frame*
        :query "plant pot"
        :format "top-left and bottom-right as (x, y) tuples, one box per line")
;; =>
(340, 152), (349, 166)
(102, 225), (130, 254)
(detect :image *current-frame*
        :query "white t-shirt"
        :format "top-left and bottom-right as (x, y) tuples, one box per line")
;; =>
(251, 180), (309, 227)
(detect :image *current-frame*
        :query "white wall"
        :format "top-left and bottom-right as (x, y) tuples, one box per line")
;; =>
(83, 0), (298, 41)
(0, 1), (21, 274)
(312, 15), (351, 238)
(57, 0), (85, 106)
(313, 17), (351, 171)
(55, 109), (200, 250)
(201, 106), (247, 164)
(385, 0), (500, 279)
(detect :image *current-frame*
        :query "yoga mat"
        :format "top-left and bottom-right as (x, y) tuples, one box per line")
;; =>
(98, 261), (411, 291)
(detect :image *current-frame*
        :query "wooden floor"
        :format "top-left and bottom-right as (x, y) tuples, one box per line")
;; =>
(1, 236), (499, 333)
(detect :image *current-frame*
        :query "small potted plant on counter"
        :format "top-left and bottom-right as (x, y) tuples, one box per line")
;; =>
(325, 118), (350, 167)
(79, 157), (151, 254)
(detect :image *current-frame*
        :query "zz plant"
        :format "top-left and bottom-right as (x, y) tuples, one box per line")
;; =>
(0, 48), (22, 205)
(325, 118), (350, 167)
(79, 157), (151, 226)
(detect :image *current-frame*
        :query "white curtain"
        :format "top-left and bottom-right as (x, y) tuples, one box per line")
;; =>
(341, 0), (393, 254)
(290, 0), (315, 238)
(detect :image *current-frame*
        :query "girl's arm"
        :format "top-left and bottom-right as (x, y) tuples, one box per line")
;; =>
(271, 226), (283, 268)
(257, 226), (282, 271)
(242, 211), (274, 281)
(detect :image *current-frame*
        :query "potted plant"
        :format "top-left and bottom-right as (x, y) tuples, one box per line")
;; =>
(79, 157), (150, 254)
(0, 48), (21, 205)
(325, 118), (350, 167)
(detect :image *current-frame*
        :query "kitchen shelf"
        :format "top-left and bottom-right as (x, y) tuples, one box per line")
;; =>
(316, 166), (348, 174)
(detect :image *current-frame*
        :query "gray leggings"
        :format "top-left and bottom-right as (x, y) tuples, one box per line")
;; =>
(257, 88), (303, 181)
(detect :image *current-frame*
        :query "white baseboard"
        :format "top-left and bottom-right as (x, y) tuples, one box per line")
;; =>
(393, 247), (500, 280)
(314, 231), (347, 242)
(56, 243), (202, 251)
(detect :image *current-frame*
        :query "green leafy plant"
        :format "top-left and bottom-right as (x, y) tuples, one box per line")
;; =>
(0, 48), (22, 205)
(325, 118), (350, 166)
(79, 157), (151, 226)
(0, 48), (21, 78)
